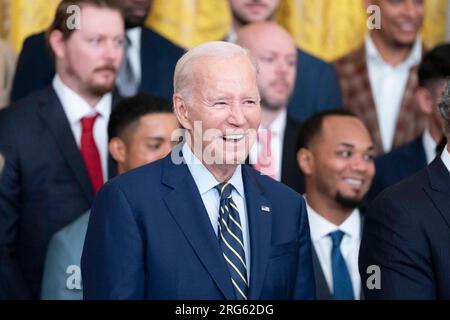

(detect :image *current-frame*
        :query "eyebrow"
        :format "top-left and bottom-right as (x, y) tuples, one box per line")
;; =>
(337, 142), (375, 151)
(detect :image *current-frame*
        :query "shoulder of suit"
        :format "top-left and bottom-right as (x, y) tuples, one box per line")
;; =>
(376, 165), (428, 204)
(333, 44), (365, 68)
(141, 26), (184, 53)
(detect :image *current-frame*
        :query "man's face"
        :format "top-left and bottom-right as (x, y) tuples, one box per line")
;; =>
(122, 113), (180, 171)
(371, 0), (424, 47)
(228, 0), (280, 25)
(120, 0), (153, 28)
(309, 116), (375, 209)
(182, 55), (261, 166)
(60, 6), (124, 96)
(240, 25), (296, 111)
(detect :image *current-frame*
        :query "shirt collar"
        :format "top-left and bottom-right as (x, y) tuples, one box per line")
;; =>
(265, 109), (287, 137)
(422, 128), (437, 164)
(182, 143), (244, 197)
(306, 199), (361, 242)
(52, 75), (112, 125)
(365, 34), (422, 69)
(126, 27), (142, 49)
(440, 144), (450, 173)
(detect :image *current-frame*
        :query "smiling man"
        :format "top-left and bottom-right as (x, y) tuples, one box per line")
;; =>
(297, 109), (375, 300)
(335, 0), (426, 155)
(81, 41), (315, 300)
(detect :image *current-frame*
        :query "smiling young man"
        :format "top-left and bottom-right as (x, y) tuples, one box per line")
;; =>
(81, 41), (315, 300)
(297, 109), (375, 300)
(335, 0), (426, 155)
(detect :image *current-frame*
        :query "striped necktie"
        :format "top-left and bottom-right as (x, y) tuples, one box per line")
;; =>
(216, 182), (248, 300)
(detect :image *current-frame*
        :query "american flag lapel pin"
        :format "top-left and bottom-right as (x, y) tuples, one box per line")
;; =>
(261, 205), (271, 213)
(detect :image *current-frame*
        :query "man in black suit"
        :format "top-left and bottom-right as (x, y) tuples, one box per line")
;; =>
(11, 0), (184, 103)
(297, 109), (375, 300)
(367, 44), (450, 204)
(227, 0), (342, 122)
(359, 79), (450, 299)
(236, 22), (304, 194)
(0, 0), (124, 299)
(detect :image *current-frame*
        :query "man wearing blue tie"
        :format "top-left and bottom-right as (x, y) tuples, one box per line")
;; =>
(81, 41), (315, 300)
(297, 110), (376, 300)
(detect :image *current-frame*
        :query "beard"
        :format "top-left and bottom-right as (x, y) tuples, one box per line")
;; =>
(86, 65), (117, 97)
(335, 192), (362, 210)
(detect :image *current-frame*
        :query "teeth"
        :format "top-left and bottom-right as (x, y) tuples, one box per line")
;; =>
(344, 178), (363, 186)
(223, 135), (244, 141)
(399, 24), (415, 32)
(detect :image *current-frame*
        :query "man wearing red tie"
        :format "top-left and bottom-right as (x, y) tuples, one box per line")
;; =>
(0, 0), (124, 299)
(237, 22), (305, 194)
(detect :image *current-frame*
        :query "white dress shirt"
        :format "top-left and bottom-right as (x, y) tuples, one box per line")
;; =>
(53, 75), (111, 181)
(125, 27), (142, 86)
(183, 143), (251, 280)
(365, 35), (422, 152)
(441, 144), (450, 173)
(249, 109), (287, 181)
(422, 128), (438, 164)
(306, 200), (362, 299)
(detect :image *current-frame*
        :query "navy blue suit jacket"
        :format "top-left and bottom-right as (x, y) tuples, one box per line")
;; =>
(81, 153), (316, 299)
(11, 27), (184, 103)
(0, 87), (117, 299)
(287, 49), (342, 122)
(366, 135), (426, 205)
(360, 156), (450, 299)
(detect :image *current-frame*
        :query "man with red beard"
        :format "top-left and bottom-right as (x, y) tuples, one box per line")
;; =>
(237, 22), (305, 194)
(0, 0), (124, 299)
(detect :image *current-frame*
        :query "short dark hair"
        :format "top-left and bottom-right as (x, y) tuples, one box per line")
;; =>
(108, 94), (173, 141)
(418, 43), (450, 88)
(46, 0), (123, 45)
(296, 109), (358, 152)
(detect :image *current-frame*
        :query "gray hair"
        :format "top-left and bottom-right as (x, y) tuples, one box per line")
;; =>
(173, 41), (259, 104)
(440, 79), (450, 138)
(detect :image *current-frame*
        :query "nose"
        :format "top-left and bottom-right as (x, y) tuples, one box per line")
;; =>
(103, 39), (123, 63)
(403, 0), (422, 19)
(275, 58), (289, 76)
(350, 154), (370, 174)
(228, 102), (246, 127)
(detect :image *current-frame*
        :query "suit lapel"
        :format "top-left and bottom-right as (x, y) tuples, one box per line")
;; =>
(311, 247), (332, 300)
(349, 46), (384, 154)
(424, 157), (450, 229)
(392, 66), (424, 149)
(161, 156), (235, 300)
(242, 166), (273, 300)
(37, 88), (94, 203)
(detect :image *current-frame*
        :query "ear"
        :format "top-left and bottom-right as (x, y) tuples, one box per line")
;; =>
(415, 87), (433, 115)
(297, 148), (314, 176)
(48, 30), (66, 60)
(108, 137), (127, 164)
(173, 93), (193, 131)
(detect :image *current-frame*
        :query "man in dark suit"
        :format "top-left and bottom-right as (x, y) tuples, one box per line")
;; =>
(0, 0), (124, 299)
(367, 44), (450, 203)
(11, 0), (184, 103)
(81, 41), (316, 300)
(297, 110), (375, 300)
(359, 80), (450, 299)
(227, 0), (342, 122)
(237, 22), (305, 194)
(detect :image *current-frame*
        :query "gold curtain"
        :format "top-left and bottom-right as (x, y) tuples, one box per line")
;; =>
(3, 0), (449, 61)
